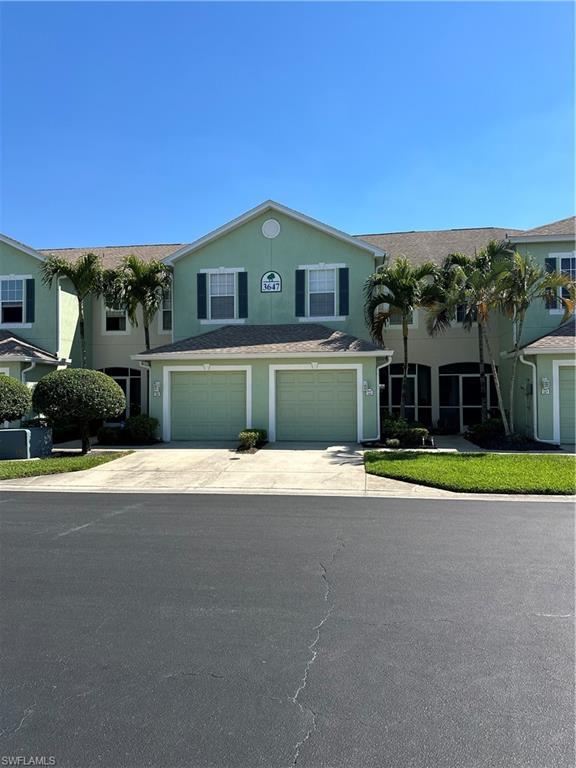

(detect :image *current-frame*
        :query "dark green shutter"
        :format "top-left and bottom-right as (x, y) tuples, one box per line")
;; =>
(338, 267), (349, 316)
(295, 269), (306, 317)
(238, 272), (248, 318)
(197, 273), (207, 319)
(25, 279), (35, 323)
(544, 257), (558, 309)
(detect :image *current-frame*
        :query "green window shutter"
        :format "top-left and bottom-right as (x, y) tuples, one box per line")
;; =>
(544, 257), (558, 309)
(338, 267), (349, 316)
(295, 269), (306, 317)
(238, 272), (248, 318)
(197, 273), (207, 319)
(25, 279), (35, 323)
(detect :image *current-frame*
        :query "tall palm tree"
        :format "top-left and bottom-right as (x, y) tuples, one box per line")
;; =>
(41, 252), (103, 368)
(364, 256), (439, 419)
(497, 250), (573, 433)
(427, 241), (511, 430)
(105, 256), (172, 350)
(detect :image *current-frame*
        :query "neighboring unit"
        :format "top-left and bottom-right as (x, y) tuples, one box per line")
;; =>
(0, 203), (574, 444)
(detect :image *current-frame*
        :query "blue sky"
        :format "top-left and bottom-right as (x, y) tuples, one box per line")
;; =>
(1, 1), (574, 248)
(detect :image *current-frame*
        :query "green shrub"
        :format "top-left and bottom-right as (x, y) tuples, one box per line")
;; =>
(380, 416), (429, 447)
(97, 415), (159, 445)
(401, 427), (429, 447)
(124, 415), (158, 443)
(238, 429), (267, 449)
(385, 438), (400, 448)
(0, 376), (32, 422)
(465, 418), (504, 445)
(33, 369), (125, 453)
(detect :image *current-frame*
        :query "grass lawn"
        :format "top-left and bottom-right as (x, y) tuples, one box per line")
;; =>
(0, 452), (130, 481)
(364, 451), (576, 495)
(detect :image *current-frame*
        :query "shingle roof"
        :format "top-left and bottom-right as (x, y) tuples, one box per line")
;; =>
(137, 324), (384, 357)
(357, 227), (521, 266)
(520, 317), (576, 353)
(0, 331), (60, 362)
(38, 243), (183, 269)
(512, 216), (575, 239)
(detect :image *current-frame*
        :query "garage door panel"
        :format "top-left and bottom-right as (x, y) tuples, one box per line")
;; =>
(171, 371), (246, 440)
(276, 369), (357, 442)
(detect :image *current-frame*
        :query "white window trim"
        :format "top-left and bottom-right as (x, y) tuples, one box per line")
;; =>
(268, 363), (363, 443)
(201, 267), (246, 323)
(0, 274), (31, 329)
(299, 263), (347, 321)
(547, 252), (575, 315)
(552, 360), (576, 444)
(158, 284), (173, 336)
(101, 298), (131, 336)
(162, 365), (252, 442)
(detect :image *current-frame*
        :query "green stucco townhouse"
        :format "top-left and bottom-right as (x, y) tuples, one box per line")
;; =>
(0, 201), (574, 444)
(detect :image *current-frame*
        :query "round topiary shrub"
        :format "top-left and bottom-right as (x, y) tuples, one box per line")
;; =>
(0, 375), (32, 423)
(33, 369), (126, 453)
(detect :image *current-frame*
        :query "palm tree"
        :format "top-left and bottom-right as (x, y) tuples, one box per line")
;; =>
(497, 250), (573, 433)
(364, 256), (439, 419)
(427, 241), (513, 431)
(41, 252), (103, 368)
(105, 256), (172, 350)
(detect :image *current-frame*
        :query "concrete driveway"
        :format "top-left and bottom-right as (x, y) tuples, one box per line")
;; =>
(1, 442), (572, 500)
(0, 442), (450, 497)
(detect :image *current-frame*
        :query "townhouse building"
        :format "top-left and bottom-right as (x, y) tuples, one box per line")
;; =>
(0, 201), (574, 444)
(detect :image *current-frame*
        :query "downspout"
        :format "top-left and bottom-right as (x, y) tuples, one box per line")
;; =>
(21, 360), (36, 385)
(518, 355), (555, 444)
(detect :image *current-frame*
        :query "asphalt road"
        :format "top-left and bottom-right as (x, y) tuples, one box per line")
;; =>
(0, 493), (573, 768)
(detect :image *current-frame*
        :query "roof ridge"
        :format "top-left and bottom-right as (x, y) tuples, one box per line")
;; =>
(356, 226), (520, 237)
(39, 243), (183, 251)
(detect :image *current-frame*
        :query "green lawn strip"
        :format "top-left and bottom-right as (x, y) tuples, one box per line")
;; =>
(364, 451), (576, 495)
(0, 451), (131, 481)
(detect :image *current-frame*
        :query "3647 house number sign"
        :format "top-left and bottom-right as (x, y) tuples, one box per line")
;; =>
(261, 271), (282, 293)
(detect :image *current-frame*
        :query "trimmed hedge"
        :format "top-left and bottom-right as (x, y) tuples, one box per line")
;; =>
(380, 417), (429, 447)
(33, 369), (126, 453)
(0, 376), (32, 422)
(238, 429), (267, 450)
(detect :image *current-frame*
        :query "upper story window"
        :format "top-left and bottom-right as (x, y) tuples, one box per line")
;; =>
(296, 264), (349, 321)
(388, 309), (415, 326)
(0, 276), (33, 327)
(308, 269), (336, 317)
(1, 278), (24, 323)
(210, 272), (236, 320)
(545, 253), (576, 312)
(104, 303), (128, 333)
(197, 269), (248, 324)
(160, 285), (172, 332)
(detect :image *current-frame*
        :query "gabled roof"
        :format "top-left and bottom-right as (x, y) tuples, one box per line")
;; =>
(0, 331), (63, 363)
(38, 243), (182, 269)
(163, 200), (386, 264)
(358, 227), (521, 266)
(0, 233), (46, 262)
(133, 323), (389, 359)
(510, 216), (575, 243)
(519, 316), (576, 354)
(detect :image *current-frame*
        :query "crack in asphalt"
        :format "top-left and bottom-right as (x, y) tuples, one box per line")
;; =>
(288, 536), (345, 767)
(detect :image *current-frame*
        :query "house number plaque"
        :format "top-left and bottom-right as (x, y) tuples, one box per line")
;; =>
(261, 271), (282, 293)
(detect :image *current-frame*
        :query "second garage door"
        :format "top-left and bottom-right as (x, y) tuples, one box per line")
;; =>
(558, 365), (576, 444)
(275, 369), (358, 442)
(171, 371), (246, 440)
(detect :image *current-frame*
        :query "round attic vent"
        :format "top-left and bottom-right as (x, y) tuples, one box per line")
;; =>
(262, 218), (281, 239)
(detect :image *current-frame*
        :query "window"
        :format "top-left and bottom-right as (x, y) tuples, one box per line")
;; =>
(105, 304), (128, 333)
(0, 279), (24, 324)
(209, 272), (236, 320)
(160, 285), (172, 332)
(388, 310), (414, 326)
(545, 253), (576, 311)
(308, 269), (336, 317)
(455, 305), (477, 324)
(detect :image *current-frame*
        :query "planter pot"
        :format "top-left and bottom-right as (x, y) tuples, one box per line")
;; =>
(0, 426), (53, 460)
